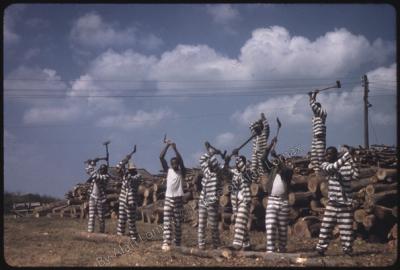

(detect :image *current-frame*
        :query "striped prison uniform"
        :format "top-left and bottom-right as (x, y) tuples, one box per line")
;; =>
(87, 172), (109, 233)
(264, 166), (292, 252)
(310, 97), (327, 173)
(162, 168), (184, 246)
(250, 118), (270, 181)
(230, 157), (252, 248)
(117, 172), (143, 240)
(198, 153), (221, 248)
(316, 152), (357, 253)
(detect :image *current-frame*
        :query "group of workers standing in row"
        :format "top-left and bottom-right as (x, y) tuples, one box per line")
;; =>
(84, 89), (359, 256)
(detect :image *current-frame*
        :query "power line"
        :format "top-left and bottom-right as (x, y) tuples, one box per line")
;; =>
(3, 76), (362, 83)
(3, 81), (362, 99)
(4, 80), (361, 92)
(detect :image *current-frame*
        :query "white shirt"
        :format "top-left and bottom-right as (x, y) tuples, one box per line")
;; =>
(270, 173), (285, 197)
(165, 168), (184, 197)
(91, 182), (100, 198)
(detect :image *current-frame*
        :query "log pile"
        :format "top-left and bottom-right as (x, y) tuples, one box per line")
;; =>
(39, 144), (397, 246)
(282, 144), (398, 244)
(11, 201), (43, 218)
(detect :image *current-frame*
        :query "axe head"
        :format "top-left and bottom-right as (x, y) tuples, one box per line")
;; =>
(277, 117), (282, 128)
(103, 140), (111, 146)
(336, 80), (341, 88)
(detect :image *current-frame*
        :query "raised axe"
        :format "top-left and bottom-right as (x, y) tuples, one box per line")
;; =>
(228, 117), (264, 158)
(120, 145), (137, 167)
(204, 141), (227, 159)
(84, 156), (107, 164)
(103, 140), (111, 167)
(163, 133), (174, 145)
(270, 117), (282, 154)
(310, 80), (341, 96)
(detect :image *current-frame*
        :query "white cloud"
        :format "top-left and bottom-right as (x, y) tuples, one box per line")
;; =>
(215, 132), (236, 148)
(206, 4), (239, 25)
(239, 26), (394, 79)
(70, 12), (164, 52)
(96, 108), (174, 129)
(23, 103), (82, 124)
(233, 94), (309, 125)
(139, 33), (164, 50)
(11, 26), (395, 131)
(70, 12), (136, 48)
(71, 26), (393, 94)
(232, 63), (396, 128)
(5, 66), (67, 91)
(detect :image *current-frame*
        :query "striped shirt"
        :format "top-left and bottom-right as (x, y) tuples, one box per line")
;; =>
(119, 172), (143, 206)
(321, 152), (353, 205)
(199, 153), (221, 205)
(230, 168), (252, 205)
(310, 98), (327, 137)
(250, 118), (270, 180)
(88, 172), (109, 203)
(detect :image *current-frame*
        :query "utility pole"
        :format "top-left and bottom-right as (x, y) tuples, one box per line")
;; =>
(362, 74), (370, 149)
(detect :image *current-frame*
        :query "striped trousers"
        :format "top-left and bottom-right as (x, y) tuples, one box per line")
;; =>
(198, 199), (220, 248)
(316, 202), (354, 253)
(117, 200), (138, 239)
(232, 201), (250, 247)
(162, 196), (183, 246)
(265, 196), (289, 252)
(310, 136), (326, 173)
(88, 196), (105, 233)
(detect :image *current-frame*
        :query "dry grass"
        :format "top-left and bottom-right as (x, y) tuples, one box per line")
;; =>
(4, 216), (397, 267)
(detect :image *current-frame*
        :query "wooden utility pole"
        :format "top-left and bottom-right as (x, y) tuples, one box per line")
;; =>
(362, 75), (370, 149)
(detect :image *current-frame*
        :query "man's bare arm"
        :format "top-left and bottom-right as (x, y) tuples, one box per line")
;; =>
(159, 144), (170, 172)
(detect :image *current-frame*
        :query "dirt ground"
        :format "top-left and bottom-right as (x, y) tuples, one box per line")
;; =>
(3, 216), (398, 267)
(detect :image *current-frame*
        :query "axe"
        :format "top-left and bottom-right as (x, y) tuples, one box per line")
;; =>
(103, 140), (111, 167)
(271, 117), (282, 153)
(316, 80), (341, 93)
(163, 133), (174, 145)
(205, 141), (227, 159)
(120, 145), (137, 167)
(234, 117), (264, 154)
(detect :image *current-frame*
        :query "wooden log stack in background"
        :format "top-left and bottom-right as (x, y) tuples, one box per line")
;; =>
(28, 144), (396, 247)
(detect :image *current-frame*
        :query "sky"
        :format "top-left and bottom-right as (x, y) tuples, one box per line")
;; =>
(3, 3), (397, 198)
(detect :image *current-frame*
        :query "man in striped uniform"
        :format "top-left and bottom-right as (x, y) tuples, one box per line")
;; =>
(261, 137), (293, 253)
(315, 146), (358, 256)
(86, 164), (110, 233)
(85, 159), (98, 176)
(250, 113), (270, 181)
(198, 148), (223, 250)
(160, 142), (186, 251)
(117, 161), (143, 241)
(308, 90), (327, 174)
(226, 154), (253, 251)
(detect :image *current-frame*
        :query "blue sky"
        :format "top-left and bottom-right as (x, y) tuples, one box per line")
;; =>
(3, 4), (397, 198)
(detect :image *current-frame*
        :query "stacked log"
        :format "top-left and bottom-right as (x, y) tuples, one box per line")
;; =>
(285, 144), (398, 243)
(51, 144), (397, 247)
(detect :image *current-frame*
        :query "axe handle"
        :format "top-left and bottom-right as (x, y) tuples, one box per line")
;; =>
(237, 133), (257, 151)
(105, 145), (109, 167)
